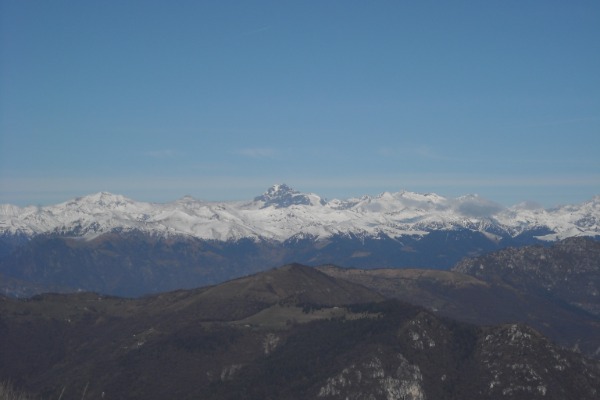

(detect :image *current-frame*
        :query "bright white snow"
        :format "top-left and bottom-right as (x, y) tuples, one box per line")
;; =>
(1, 186), (598, 242)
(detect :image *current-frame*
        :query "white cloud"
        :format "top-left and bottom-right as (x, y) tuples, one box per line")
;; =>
(234, 148), (278, 158)
(242, 25), (271, 36)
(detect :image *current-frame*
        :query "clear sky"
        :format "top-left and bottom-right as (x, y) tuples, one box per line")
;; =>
(1, 1), (599, 207)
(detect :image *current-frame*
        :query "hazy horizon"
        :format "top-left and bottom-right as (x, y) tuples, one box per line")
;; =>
(1, 181), (598, 209)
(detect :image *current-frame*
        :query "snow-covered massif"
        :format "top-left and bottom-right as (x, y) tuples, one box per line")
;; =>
(1, 184), (599, 242)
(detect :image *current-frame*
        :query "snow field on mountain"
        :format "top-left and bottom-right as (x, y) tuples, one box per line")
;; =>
(1, 186), (599, 242)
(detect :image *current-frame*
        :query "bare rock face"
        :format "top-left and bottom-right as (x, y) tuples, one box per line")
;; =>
(254, 184), (325, 208)
(318, 350), (425, 400)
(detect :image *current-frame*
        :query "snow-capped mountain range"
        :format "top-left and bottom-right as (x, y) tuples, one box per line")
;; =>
(1, 184), (599, 242)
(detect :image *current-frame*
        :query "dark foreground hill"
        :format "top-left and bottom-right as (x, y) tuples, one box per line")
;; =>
(1, 264), (599, 400)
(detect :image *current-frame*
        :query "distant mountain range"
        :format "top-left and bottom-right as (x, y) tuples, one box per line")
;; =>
(2, 184), (599, 242)
(1, 184), (599, 297)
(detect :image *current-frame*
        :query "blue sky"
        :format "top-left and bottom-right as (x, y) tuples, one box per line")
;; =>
(1, 1), (599, 207)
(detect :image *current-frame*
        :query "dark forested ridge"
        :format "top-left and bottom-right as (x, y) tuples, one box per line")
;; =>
(320, 237), (600, 357)
(454, 237), (600, 316)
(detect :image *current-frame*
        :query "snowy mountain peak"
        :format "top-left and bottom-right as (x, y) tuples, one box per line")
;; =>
(254, 184), (325, 208)
(1, 186), (599, 242)
(260, 184), (296, 198)
(0, 204), (25, 217)
(71, 192), (134, 208)
(398, 191), (448, 204)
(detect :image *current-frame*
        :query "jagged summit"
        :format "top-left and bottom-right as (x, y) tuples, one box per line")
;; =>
(254, 184), (325, 208)
(254, 184), (297, 202)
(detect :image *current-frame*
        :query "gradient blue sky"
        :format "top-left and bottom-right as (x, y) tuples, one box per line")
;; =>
(1, 1), (599, 207)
